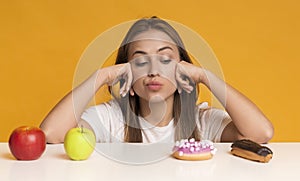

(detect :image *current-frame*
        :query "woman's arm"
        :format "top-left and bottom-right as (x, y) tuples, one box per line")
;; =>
(177, 61), (274, 143)
(40, 64), (132, 143)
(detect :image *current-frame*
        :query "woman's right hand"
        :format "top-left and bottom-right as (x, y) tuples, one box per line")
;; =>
(40, 62), (133, 143)
(101, 63), (133, 97)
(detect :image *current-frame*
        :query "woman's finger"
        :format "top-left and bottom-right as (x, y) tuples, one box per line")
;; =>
(125, 65), (133, 95)
(176, 62), (194, 93)
(176, 76), (194, 93)
(119, 63), (132, 97)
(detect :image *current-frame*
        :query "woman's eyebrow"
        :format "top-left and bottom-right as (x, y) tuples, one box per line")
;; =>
(158, 46), (173, 52)
(132, 46), (173, 56)
(132, 50), (147, 56)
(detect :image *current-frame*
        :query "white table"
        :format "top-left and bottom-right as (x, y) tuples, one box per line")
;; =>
(0, 142), (299, 181)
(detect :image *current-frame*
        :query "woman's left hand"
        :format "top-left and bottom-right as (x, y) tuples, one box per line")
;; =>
(176, 61), (274, 143)
(175, 61), (206, 93)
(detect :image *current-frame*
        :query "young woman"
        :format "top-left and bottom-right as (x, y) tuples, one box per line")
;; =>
(40, 17), (274, 144)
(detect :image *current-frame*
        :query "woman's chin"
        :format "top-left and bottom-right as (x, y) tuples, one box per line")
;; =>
(148, 95), (164, 103)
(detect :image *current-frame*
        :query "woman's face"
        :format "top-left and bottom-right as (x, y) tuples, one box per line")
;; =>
(128, 30), (180, 102)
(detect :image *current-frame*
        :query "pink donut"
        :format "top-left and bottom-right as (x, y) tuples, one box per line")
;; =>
(172, 138), (217, 161)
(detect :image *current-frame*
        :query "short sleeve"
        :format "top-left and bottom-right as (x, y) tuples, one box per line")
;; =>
(81, 100), (124, 142)
(198, 105), (232, 142)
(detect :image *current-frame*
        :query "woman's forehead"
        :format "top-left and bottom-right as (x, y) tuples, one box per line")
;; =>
(131, 29), (175, 44)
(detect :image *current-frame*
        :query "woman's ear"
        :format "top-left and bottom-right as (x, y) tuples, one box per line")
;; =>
(130, 88), (135, 96)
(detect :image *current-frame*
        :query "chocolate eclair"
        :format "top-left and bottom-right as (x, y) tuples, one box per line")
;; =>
(231, 139), (273, 163)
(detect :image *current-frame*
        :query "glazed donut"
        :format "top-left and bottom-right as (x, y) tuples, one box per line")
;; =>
(231, 139), (273, 163)
(172, 138), (217, 161)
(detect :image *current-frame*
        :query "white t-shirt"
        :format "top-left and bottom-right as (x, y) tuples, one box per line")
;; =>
(81, 100), (231, 143)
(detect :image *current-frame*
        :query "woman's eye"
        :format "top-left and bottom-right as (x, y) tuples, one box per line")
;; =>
(135, 61), (148, 67)
(160, 59), (172, 64)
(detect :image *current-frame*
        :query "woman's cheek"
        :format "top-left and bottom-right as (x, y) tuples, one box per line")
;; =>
(132, 79), (145, 96)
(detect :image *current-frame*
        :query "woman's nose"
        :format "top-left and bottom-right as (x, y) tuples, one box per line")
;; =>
(148, 72), (159, 77)
(148, 63), (160, 77)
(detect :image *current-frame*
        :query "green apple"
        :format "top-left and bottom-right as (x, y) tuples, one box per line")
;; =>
(64, 126), (96, 160)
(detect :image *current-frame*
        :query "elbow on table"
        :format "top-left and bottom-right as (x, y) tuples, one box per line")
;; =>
(251, 124), (274, 144)
(262, 125), (274, 143)
(236, 121), (274, 144)
(39, 126), (65, 144)
(46, 136), (64, 144)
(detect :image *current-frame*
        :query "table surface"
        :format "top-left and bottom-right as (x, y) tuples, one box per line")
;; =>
(0, 142), (299, 181)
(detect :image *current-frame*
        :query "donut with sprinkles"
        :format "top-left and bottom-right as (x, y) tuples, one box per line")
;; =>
(172, 138), (217, 161)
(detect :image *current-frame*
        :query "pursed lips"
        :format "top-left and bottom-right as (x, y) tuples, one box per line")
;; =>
(145, 80), (163, 91)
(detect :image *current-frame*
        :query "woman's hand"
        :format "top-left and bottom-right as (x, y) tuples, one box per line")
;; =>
(176, 61), (273, 143)
(101, 63), (133, 97)
(175, 61), (206, 93)
(40, 63), (133, 143)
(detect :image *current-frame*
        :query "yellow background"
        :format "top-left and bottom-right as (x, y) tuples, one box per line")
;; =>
(1, 0), (299, 142)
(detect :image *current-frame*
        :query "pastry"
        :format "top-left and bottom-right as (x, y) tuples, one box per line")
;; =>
(172, 138), (217, 161)
(231, 139), (273, 163)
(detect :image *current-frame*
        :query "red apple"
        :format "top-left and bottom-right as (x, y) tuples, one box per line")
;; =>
(8, 126), (46, 160)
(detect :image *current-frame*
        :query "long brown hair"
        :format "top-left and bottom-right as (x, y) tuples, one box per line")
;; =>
(112, 17), (201, 142)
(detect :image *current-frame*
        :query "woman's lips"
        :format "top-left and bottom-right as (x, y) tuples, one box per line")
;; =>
(146, 81), (163, 91)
